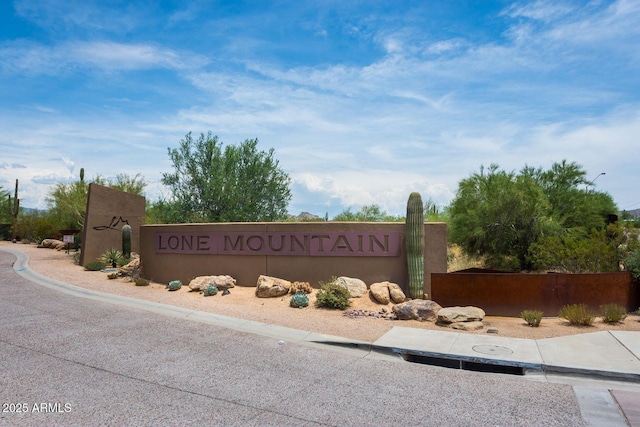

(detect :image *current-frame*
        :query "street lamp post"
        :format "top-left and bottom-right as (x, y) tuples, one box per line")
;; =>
(586, 172), (606, 190)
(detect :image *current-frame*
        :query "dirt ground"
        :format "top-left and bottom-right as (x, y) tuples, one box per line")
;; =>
(3, 241), (640, 343)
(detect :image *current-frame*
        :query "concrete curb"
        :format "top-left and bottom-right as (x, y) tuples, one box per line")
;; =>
(3, 248), (374, 357)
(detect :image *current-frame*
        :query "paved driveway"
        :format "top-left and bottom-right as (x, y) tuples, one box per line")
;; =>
(0, 251), (586, 426)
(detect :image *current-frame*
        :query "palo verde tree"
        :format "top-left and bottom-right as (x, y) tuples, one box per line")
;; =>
(161, 132), (291, 222)
(332, 204), (403, 222)
(449, 161), (619, 271)
(0, 185), (10, 223)
(448, 164), (552, 271)
(46, 170), (146, 230)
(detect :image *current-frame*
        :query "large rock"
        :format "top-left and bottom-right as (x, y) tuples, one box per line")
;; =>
(40, 239), (66, 250)
(437, 306), (485, 324)
(118, 253), (141, 277)
(255, 275), (291, 298)
(369, 281), (406, 304)
(335, 276), (367, 298)
(392, 300), (442, 321)
(369, 282), (391, 304)
(387, 282), (406, 303)
(189, 275), (236, 292)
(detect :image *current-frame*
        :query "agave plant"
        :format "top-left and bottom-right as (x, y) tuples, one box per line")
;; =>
(290, 292), (309, 308)
(100, 248), (126, 268)
(203, 285), (218, 296)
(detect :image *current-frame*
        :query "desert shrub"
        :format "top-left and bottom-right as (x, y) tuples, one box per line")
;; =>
(12, 210), (61, 243)
(521, 310), (543, 327)
(289, 281), (313, 294)
(135, 277), (150, 286)
(624, 250), (640, 282)
(600, 303), (627, 324)
(100, 248), (127, 268)
(84, 260), (105, 271)
(558, 303), (595, 326)
(107, 272), (118, 280)
(314, 281), (351, 310)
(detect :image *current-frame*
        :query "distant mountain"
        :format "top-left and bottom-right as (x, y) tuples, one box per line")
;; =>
(292, 211), (324, 221)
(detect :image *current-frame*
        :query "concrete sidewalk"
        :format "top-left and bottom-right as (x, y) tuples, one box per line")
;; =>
(373, 326), (640, 381)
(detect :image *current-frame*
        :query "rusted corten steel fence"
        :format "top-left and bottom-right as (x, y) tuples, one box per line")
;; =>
(431, 271), (639, 317)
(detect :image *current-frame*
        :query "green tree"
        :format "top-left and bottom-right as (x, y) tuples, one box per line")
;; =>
(46, 173), (146, 230)
(332, 204), (403, 222)
(46, 178), (92, 230)
(528, 160), (616, 230)
(145, 198), (184, 224)
(161, 132), (291, 222)
(449, 164), (552, 270)
(449, 161), (619, 271)
(108, 173), (146, 195)
(0, 185), (10, 223)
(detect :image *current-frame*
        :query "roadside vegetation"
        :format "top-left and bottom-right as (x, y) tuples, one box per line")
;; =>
(4, 146), (639, 282)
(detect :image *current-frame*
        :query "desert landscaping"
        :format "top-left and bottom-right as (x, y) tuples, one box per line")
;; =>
(3, 240), (640, 343)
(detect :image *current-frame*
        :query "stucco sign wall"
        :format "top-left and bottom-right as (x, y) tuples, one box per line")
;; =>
(155, 231), (400, 256)
(141, 222), (448, 297)
(80, 183), (145, 266)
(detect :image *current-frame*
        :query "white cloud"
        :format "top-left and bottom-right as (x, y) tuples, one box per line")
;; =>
(0, 40), (208, 76)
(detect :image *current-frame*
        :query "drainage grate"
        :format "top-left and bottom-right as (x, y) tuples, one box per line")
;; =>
(402, 353), (525, 376)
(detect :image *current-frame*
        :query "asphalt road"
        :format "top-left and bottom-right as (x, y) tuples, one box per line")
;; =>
(0, 250), (593, 426)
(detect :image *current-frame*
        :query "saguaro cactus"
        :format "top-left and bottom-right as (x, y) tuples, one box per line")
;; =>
(405, 192), (425, 299)
(122, 224), (132, 259)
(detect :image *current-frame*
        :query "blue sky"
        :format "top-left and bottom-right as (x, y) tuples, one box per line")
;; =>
(1, 0), (639, 218)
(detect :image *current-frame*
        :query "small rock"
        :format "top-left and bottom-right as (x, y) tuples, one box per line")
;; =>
(450, 321), (484, 331)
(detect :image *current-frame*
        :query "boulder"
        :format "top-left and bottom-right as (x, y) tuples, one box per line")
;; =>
(40, 239), (66, 250)
(369, 281), (406, 304)
(118, 253), (141, 277)
(437, 306), (485, 324)
(392, 300), (442, 321)
(40, 239), (56, 248)
(335, 276), (367, 298)
(387, 282), (406, 303)
(255, 275), (291, 298)
(189, 275), (236, 292)
(450, 321), (484, 331)
(369, 282), (391, 304)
